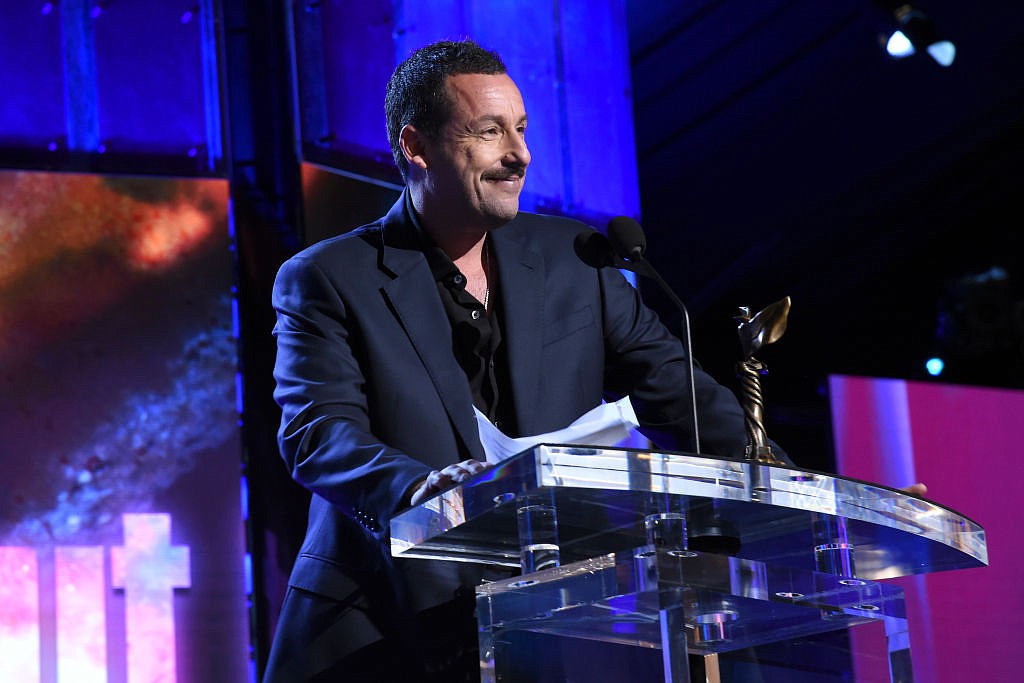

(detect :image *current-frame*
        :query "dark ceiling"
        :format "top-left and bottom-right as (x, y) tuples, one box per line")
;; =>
(623, 0), (1024, 465)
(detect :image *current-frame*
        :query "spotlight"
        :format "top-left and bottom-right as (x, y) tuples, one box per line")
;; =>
(925, 357), (945, 376)
(885, 4), (956, 67)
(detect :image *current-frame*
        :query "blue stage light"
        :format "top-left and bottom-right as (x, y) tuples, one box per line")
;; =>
(926, 357), (945, 376)
(886, 6), (955, 67)
(886, 31), (915, 58)
(926, 41), (956, 67)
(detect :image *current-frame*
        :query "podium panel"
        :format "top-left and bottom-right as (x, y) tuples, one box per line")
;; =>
(391, 445), (986, 578)
(389, 445), (986, 682)
(477, 547), (910, 682)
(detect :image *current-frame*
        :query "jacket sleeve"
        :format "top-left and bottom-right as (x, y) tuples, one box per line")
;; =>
(271, 255), (432, 533)
(597, 265), (792, 463)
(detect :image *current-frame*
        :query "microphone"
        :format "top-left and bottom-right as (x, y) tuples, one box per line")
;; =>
(606, 216), (701, 455)
(606, 216), (646, 262)
(573, 230), (621, 269)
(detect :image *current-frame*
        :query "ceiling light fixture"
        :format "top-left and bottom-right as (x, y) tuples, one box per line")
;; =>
(885, 4), (956, 67)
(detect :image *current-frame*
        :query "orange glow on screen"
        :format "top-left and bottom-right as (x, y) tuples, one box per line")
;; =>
(0, 171), (228, 365)
(127, 201), (216, 269)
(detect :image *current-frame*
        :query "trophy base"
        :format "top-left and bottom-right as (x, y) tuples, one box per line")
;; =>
(745, 446), (787, 466)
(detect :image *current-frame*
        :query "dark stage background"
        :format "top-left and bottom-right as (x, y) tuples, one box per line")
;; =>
(1, 1), (1020, 681)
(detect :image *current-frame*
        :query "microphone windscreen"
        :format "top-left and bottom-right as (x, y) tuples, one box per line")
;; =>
(606, 216), (647, 260)
(574, 230), (617, 268)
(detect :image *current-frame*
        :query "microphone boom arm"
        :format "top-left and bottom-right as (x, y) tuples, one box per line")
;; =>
(620, 257), (702, 456)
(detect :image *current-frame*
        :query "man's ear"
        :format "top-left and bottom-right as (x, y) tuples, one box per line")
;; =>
(399, 124), (429, 171)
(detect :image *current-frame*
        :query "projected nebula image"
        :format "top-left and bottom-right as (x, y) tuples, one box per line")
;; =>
(0, 170), (249, 682)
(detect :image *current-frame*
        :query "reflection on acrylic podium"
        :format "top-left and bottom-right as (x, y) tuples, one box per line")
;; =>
(390, 445), (987, 682)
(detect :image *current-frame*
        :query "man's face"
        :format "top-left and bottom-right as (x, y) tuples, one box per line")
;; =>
(422, 72), (530, 230)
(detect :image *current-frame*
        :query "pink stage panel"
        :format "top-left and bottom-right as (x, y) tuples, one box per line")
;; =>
(830, 375), (1022, 682)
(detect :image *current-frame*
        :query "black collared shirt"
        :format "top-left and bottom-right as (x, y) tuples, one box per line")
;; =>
(408, 200), (518, 436)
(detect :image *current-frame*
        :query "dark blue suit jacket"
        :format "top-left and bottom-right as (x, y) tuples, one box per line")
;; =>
(270, 192), (752, 645)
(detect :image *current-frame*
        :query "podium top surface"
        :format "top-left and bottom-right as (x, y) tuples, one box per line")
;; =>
(390, 445), (987, 580)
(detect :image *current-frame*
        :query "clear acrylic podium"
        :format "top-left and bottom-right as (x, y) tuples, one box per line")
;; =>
(390, 445), (987, 682)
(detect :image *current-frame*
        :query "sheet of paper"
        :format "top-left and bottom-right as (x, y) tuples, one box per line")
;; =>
(473, 397), (640, 465)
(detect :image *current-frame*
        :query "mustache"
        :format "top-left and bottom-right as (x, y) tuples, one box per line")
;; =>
(482, 165), (526, 181)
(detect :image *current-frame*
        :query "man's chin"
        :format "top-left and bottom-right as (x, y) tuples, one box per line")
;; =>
(481, 200), (521, 226)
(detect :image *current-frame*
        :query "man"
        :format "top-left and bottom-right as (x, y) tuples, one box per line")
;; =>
(264, 39), (755, 682)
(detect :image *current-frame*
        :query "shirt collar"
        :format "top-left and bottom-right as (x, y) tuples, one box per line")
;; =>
(405, 190), (462, 286)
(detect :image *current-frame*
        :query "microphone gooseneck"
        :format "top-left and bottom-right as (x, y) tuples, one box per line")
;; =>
(606, 216), (701, 455)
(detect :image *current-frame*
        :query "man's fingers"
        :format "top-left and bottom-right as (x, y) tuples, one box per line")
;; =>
(900, 482), (928, 497)
(411, 462), (491, 505)
(411, 460), (491, 506)
(462, 459), (487, 474)
(439, 459), (487, 483)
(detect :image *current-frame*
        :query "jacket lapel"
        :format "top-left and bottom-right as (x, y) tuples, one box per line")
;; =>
(378, 195), (485, 461)
(492, 222), (545, 437)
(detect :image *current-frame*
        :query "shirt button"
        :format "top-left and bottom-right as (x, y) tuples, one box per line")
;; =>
(471, 309), (481, 320)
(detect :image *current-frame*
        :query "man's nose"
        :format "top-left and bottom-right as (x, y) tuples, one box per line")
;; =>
(504, 131), (530, 167)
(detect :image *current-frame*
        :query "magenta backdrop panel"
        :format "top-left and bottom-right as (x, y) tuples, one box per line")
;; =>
(830, 375), (1021, 682)
(0, 170), (249, 683)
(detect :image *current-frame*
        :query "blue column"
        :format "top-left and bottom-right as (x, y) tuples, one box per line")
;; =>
(60, 0), (100, 152)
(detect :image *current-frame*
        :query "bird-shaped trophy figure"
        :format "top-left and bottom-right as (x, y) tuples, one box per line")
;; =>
(735, 296), (791, 465)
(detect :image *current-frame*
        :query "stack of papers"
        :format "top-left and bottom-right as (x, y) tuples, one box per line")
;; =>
(473, 397), (640, 465)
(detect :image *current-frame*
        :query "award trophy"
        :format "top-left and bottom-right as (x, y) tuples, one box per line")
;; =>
(735, 296), (791, 465)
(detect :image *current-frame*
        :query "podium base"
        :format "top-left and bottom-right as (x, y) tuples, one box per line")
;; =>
(477, 546), (911, 682)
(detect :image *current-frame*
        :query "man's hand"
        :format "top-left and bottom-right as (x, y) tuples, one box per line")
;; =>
(901, 482), (928, 498)
(407, 459), (488, 507)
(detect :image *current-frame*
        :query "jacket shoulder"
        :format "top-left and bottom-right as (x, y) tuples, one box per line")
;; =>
(510, 211), (592, 232)
(503, 211), (597, 249)
(290, 222), (384, 263)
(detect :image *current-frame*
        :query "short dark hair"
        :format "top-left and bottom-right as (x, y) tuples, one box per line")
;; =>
(385, 39), (507, 181)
